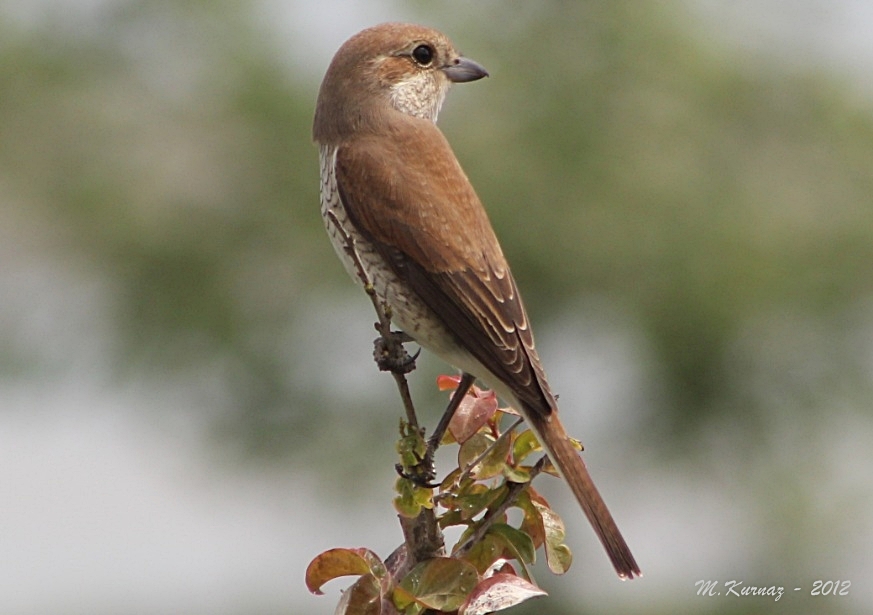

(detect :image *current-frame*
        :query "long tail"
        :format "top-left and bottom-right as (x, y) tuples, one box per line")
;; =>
(525, 410), (641, 579)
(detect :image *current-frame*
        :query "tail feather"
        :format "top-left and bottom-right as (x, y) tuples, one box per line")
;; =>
(525, 410), (641, 579)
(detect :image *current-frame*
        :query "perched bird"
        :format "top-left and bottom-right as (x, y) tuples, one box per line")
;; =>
(313, 22), (640, 579)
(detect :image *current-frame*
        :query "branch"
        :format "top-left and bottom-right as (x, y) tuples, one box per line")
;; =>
(326, 208), (445, 563)
(454, 456), (548, 558)
(325, 212), (553, 613)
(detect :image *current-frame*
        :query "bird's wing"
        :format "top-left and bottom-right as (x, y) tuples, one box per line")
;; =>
(334, 118), (554, 417)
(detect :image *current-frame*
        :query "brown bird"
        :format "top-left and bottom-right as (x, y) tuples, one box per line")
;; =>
(313, 22), (640, 579)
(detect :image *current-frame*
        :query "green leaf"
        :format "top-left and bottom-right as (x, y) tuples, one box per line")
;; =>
(394, 477), (432, 518)
(512, 430), (541, 463)
(395, 558), (479, 612)
(488, 523), (536, 565)
(391, 584), (417, 612)
(438, 509), (466, 529)
(455, 484), (505, 521)
(396, 423), (427, 468)
(502, 464), (532, 483)
(546, 543), (573, 575)
(458, 433), (510, 480)
(532, 501), (573, 574)
(305, 547), (386, 595)
(462, 533), (503, 574)
(412, 484), (434, 509)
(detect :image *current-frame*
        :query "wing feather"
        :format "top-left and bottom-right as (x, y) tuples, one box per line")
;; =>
(334, 117), (554, 416)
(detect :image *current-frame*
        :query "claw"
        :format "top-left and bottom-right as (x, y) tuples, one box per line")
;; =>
(395, 462), (440, 489)
(404, 347), (422, 367)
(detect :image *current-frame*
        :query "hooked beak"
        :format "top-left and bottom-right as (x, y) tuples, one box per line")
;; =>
(442, 56), (489, 83)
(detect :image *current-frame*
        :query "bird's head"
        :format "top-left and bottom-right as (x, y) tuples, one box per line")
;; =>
(313, 23), (488, 143)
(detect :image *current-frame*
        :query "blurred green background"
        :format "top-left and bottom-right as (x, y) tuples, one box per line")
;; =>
(2, 1), (872, 614)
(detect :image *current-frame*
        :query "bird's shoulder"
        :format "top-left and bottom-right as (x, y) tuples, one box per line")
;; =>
(334, 116), (501, 274)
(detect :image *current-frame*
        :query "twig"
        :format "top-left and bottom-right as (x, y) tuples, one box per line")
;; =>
(433, 417), (525, 508)
(454, 456), (548, 558)
(326, 208), (445, 569)
(426, 373), (476, 453)
(457, 417), (524, 486)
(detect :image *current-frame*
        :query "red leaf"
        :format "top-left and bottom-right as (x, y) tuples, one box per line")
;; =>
(335, 573), (383, 615)
(436, 374), (462, 391)
(449, 390), (498, 443)
(459, 573), (547, 615)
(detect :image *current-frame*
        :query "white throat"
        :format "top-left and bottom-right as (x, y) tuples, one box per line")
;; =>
(389, 74), (447, 122)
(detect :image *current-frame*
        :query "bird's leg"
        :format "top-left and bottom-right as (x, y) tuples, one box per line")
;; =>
(372, 324), (423, 433)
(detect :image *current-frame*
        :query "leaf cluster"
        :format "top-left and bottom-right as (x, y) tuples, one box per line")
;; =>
(307, 377), (573, 614)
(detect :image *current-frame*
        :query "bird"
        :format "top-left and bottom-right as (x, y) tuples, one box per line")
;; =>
(313, 22), (640, 579)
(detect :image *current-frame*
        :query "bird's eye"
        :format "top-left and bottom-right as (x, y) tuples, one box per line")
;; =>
(411, 44), (435, 66)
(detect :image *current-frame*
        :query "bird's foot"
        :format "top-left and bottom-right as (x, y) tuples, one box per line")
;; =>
(373, 330), (419, 374)
(394, 454), (440, 489)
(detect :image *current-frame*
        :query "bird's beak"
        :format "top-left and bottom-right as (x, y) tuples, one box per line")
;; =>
(442, 57), (489, 83)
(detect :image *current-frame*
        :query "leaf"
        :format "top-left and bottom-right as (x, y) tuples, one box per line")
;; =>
(334, 573), (383, 615)
(306, 548), (386, 595)
(454, 483), (504, 521)
(390, 585), (416, 612)
(483, 558), (517, 579)
(502, 464), (532, 483)
(393, 477), (433, 518)
(458, 433), (510, 480)
(448, 390), (499, 443)
(546, 543), (573, 575)
(439, 467), (462, 490)
(436, 374), (462, 391)
(487, 523), (536, 565)
(510, 426), (575, 476)
(438, 508), (465, 528)
(532, 501), (573, 574)
(516, 490), (545, 549)
(496, 404), (520, 417)
(459, 573), (547, 615)
(512, 430), (542, 464)
(541, 457), (560, 478)
(436, 375), (500, 443)
(436, 474), (476, 518)
(396, 425), (427, 468)
(395, 558), (479, 612)
(462, 533), (503, 574)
